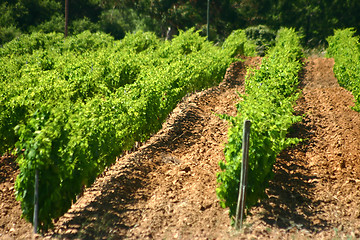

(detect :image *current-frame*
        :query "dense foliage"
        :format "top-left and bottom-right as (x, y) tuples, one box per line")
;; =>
(2, 0), (360, 46)
(0, 29), (255, 231)
(216, 28), (303, 222)
(326, 28), (360, 111)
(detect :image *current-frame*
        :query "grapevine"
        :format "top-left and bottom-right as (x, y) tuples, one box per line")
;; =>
(326, 28), (360, 111)
(0, 29), (256, 231)
(217, 28), (303, 222)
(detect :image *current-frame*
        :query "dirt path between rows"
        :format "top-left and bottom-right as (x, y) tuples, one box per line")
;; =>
(242, 57), (360, 239)
(1, 57), (360, 239)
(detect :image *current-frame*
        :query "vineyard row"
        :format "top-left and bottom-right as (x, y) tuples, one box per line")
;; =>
(217, 28), (304, 221)
(0, 29), (255, 230)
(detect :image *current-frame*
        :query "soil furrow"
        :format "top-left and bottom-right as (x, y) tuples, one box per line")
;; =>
(243, 57), (360, 239)
(2, 57), (360, 239)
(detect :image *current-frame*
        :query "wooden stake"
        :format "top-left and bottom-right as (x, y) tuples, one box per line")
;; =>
(207, 0), (210, 40)
(235, 119), (251, 230)
(33, 169), (39, 233)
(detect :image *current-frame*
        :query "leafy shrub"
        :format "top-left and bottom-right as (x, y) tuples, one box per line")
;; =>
(217, 28), (303, 222)
(71, 17), (101, 35)
(117, 31), (160, 53)
(245, 25), (276, 56)
(0, 25), (21, 45)
(0, 31), (63, 57)
(63, 30), (114, 53)
(326, 28), (360, 112)
(222, 29), (257, 57)
(28, 14), (64, 34)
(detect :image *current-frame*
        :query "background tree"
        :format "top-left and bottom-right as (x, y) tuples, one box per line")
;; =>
(2, 0), (360, 47)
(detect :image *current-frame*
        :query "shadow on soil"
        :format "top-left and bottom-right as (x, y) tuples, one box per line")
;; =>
(249, 62), (329, 233)
(50, 151), (153, 239)
(0, 155), (18, 184)
(48, 98), (205, 239)
(252, 117), (329, 233)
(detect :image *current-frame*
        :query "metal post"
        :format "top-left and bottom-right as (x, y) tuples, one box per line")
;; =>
(65, 0), (69, 38)
(207, 0), (210, 40)
(235, 119), (251, 230)
(33, 169), (39, 233)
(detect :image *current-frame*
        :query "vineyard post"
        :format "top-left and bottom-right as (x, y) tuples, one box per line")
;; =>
(33, 169), (39, 233)
(207, 0), (210, 40)
(235, 119), (251, 230)
(65, 0), (69, 38)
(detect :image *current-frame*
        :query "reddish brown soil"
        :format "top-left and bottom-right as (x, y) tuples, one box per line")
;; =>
(0, 155), (32, 240)
(242, 57), (360, 239)
(1, 57), (360, 239)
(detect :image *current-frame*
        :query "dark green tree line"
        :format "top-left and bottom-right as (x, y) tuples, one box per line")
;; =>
(1, 0), (360, 47)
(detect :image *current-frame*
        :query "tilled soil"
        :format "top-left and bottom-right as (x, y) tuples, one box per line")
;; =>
(1, 57), (360, 239)
(242, 57), (360, 239)
(0, 155), (33, 240)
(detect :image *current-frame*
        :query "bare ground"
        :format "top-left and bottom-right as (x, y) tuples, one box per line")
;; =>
(1, 57), (360, 239)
